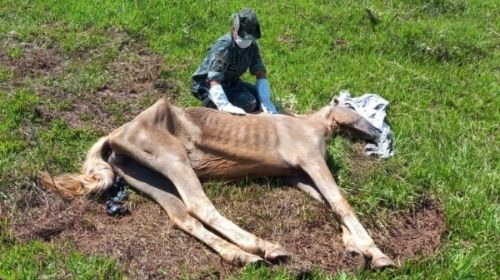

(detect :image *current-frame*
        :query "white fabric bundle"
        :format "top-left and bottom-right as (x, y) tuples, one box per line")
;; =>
(336, 90), (395, 158)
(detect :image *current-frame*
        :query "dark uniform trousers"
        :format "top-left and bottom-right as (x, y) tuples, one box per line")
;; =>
(191, 79), (259, 113)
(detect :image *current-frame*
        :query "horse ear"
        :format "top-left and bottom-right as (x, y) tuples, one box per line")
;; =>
(329, 97), (339, 106)
(333, 107), (380, 141)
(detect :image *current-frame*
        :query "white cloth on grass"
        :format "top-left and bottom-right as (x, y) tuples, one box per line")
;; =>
(335, 90), (395, 158)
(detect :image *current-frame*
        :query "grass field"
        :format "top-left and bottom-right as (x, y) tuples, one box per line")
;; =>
(0, 0), (498, 279)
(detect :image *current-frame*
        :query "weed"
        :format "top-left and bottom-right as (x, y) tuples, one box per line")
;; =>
(5, 47), (23, 59)
(0, 240), (122, 280)
(0, 66), (14, 83)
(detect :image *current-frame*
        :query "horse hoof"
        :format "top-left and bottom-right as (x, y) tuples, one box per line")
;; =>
(371, 256), (396, 269)
(265, 246), (290, 262)
(239, 254), (266, 266)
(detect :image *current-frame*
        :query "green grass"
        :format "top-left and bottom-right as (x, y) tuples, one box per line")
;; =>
(0, 0), (498, 279)
(0, 233), (122, 279)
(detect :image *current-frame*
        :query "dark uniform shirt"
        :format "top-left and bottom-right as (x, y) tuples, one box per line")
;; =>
(192, 33), (266, 85)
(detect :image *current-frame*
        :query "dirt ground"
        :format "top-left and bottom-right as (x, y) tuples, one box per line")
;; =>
(11, 184), (446, 279)
(2, 33), (447, 279)
(0, 30), (177, 133)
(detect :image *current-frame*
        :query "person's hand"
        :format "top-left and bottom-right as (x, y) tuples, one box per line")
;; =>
(220, 104), (247, 115)
(209, 83), (246, 115)
(260, 102), (278, 114)
(256, 78), (278, 114)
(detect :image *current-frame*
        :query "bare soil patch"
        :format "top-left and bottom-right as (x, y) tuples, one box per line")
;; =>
(0, 31), (180, 133)
(32, 44), (176, 132)
(0, 43), (63, 78)
(12, 183), (446, 279)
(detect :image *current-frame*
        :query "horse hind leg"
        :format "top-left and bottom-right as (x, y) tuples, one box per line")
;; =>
(108, 126), (289, 261)
(109, 153), (264, 265)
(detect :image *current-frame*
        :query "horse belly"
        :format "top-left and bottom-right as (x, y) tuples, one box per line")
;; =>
(188, 151), (292, 179)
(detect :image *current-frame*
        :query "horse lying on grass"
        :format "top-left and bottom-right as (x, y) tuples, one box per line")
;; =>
(40, 98), (395, 268)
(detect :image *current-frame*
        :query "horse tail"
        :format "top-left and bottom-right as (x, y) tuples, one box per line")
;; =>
(39, 136), (115, 197)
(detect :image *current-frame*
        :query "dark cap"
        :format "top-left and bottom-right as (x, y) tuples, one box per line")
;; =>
(232, 8), (261, 40)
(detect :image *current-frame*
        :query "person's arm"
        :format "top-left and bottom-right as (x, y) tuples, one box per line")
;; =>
(254, 70), (278, 114)
(208, 80), (246, 115)
(205, 37), (246, 115)
(250, 45), (278, 114)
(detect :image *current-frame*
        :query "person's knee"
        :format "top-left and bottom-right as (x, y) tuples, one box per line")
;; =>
(203, 98), (217, 109)
(192, 81), (209, 101)
(230, 92), (257, 113)
(240, 82), (258, 97)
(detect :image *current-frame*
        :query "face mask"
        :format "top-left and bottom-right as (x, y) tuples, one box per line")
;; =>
(235, 35), (253, 49)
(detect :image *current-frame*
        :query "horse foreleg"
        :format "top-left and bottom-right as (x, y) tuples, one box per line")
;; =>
(299, 155), (395, 268)
(285, 174), (324, 203)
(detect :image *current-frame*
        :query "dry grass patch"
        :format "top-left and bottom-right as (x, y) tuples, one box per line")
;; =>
(0, 30), (180, 133)
(11, 183), (446, 279)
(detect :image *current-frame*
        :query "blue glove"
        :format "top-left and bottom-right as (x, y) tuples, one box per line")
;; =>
(256, 78), (278, 114)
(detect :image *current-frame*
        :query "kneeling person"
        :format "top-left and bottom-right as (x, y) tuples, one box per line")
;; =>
(191, 8), (278, 114)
